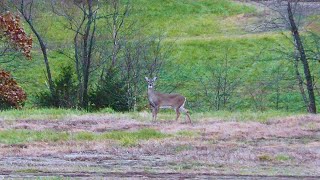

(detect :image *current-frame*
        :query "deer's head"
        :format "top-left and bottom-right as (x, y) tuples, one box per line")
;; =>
(145, 77), (157, 89)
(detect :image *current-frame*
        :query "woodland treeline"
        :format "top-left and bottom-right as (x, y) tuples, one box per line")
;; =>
(0, 0), (320, 113)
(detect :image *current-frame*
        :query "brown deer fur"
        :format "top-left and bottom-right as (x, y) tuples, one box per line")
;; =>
(145, 77), (191, 123)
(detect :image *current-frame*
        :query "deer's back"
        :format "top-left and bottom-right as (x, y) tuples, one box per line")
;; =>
(154, 92), (185, 108)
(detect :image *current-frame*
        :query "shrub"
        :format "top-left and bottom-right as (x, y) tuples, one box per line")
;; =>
(89, 70), (129, 112)
(36, 65), (77, 108)
(0, 70), (27, 109)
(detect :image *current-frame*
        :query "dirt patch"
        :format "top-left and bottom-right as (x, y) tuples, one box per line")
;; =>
(0, 114), (320, 178)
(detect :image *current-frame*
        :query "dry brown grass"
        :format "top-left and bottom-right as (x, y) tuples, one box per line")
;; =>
(0, 113), (319, 177)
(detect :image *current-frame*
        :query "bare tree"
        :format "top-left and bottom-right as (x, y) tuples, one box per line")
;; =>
(199, 53), (241, 111)
(98, 0), (131, 79)
(255, 0), (318, 113)
(121, 36), (166, 111)
(51, 0), (99, 109)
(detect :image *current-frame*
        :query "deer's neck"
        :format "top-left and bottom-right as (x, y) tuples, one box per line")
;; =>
(148, 87), (156, 96)
(147, 87), (159, 106)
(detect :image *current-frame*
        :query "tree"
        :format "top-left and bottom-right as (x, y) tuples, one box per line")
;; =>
(0, 70), (27, 108)
(0, 12), (32, 59)
(199, 52), (241, 111)
(255, 0), (318, 113)
(120, 36), (166, 111)
(2, 0), (56, 100)
(0, 12), (32, 108)
(51, 0), (99, 109)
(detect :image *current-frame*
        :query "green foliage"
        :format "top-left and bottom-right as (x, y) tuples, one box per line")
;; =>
(97, 107), (116, 114)
(89, 70), (129, 112)
(35, 65), (78, 108)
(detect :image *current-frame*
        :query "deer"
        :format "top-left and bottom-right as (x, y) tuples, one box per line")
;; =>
(145, 77), (191, 123)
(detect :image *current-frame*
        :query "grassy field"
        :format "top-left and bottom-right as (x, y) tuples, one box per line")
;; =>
(0, 109), (319, 178)
(1, 1), (320, 178)
(0, 108), (300, 122)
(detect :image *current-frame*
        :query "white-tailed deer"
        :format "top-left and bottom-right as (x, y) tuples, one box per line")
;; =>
(145, 77), (191, 123)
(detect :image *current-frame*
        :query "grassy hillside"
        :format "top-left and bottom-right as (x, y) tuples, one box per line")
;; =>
(1, 0), (319, 111)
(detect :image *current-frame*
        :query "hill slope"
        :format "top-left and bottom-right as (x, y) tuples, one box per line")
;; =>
(2, 0), (319, 111)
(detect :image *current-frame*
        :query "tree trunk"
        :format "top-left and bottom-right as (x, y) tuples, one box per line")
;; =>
(287, 2), (316, 113)
(81, 0), (96, 110)
(19, 1), (55, 99)
(294, 50), (309, 107)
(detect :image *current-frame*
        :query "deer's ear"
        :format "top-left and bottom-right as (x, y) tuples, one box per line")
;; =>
(145, 77), (149, 81)
(153, 77), (157, 81)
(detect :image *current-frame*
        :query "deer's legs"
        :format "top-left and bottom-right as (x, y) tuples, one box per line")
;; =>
(179, 107), (192, 123)
(185, 110), (192, 123)
(152, 108), (156, 121)
(152, 106), (159, 122)
(175, 108), (181, 121)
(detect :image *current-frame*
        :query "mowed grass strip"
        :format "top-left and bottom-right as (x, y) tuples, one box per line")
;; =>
(0, 128), (168, 146)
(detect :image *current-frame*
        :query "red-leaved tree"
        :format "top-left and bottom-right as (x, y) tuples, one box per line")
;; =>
(0, 70), (27, 108)
(0, 11), (32, 59)
(0, 12), (32, 108)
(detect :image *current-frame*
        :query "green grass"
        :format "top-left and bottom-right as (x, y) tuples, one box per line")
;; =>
(0, 108), (85, 121)
(0, 107), (302, 122)
(127, 110), (302, 123)
(0, 128), (168, 146)
(133, 0), (255, 37)
(176, 130), (200, 138)
(190, 110), (302, 123)
(100, 128), (169, 147)
(258, 153), (292, 162)
(0, 108), (303, 123)
(0, 130), (69, 144)
(275, 154), (291, 162)
(174, 144), (194, 153)
(16, 168), (43, 173)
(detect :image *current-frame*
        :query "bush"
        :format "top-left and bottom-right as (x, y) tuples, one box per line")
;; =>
(89, 70), (129, 112)
(0, 70), (27, 109)
(36, 65), (77, 108)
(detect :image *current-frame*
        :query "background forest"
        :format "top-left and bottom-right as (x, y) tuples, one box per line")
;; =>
(1, 0), (320, 113)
